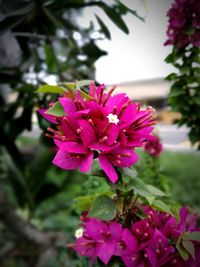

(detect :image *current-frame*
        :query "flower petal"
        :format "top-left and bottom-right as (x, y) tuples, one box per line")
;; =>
(54, 140), (86, 153)
(80, 151), (94, 172)
(86, 219), (108, 240)
(98, 240), (116, 265)
(79, 119), (96, 148)
(52, 150), (80, 170)
(99, 154), (118, 183)
(59, 97), (76, 115)
(109, 222), (123, 241)
(122, 228), (138, 251)
(37, 109), (57, 124)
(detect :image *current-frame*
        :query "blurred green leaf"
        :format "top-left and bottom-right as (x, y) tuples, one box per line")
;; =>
(182, 231), (200, 241)
(152, 199), (173, 215)
(169, 84), (184, 97)
(1, 1), (35, 17)
(95, 14), (111, 40)
(122, 166), (138, 178)
(102, 5), (129, 34)
(46, 101), (66, 116)
(74, 195), (95, 211)
(37, 84), (67, 94)
(116, 0), (145, 22)
(165, 73), (177, 81)
(182, 240), (195, 259)
(44, 44), (57, 72)
(176, 235), (189, 261)
(88, 195), (116, 221)
(129, 177), (151, 198)
(146, 185), (166, 197)
(76, 79), (92, 89)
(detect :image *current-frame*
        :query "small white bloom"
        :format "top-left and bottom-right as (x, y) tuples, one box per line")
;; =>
(107, 113), (119, 125)
(75, 227), (84, 238)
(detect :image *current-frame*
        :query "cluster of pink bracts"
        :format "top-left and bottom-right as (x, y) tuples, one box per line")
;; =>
(39, 82), (156, 183)
(165, 0), (200, 47)
(71, 207), (200, 267)
(144, 135), (163, 158)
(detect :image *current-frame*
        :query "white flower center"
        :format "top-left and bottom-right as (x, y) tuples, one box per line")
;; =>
(75, 227), (84, 238)
(107, 113), (119, 125)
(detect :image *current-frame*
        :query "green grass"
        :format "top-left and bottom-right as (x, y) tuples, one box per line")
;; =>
(136, 149), (200, 211)
(160, 151), (200, 211)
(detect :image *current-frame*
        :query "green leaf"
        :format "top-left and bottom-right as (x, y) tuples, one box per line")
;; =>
(145, 195), (155, 205)
(37, 85), (67, 94)
(76, 80), (92, 89)
(122, 167), (138, 178)
(182, 231), (200, 241)
(182, 240), (195, 259)
(194, 97), (200, 106)
(152, 200), (173, 215)
(44, 44), (57, 72)
(130, 177), (151, 198)
(165, 49), (183, 64)
(43, 7), (63, 28)
(95, 14), (111, 40)
(45, 101), (66, 116)
(169, 84), (184, 97)
(88, 195), (116, 221)
(176, 235), (190, 261)
(165, 73), (177, 81)
(146, 185), (166, 197)
(2, 2), (35, 17)
(59, 82), (76, 90)
(116, 1), (145, 22)
(102, 5), (129, 34)
(74, 195), (95, 211)
(183, 26), (195, 36)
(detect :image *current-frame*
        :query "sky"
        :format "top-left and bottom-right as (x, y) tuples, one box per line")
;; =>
(78, 0), (175, 84)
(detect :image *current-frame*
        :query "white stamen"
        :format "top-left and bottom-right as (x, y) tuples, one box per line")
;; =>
(75, 227), (84, 238)
(107, 113), (119, 125)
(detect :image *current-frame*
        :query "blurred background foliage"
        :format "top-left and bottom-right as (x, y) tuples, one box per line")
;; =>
(0, 1), (199, 267)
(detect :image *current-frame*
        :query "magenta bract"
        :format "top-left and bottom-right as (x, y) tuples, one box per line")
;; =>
(165, 0), (200, 48)
(71, 206), (200, 267)
(144, 135), (163, 158)
(39, 82), (156, 183)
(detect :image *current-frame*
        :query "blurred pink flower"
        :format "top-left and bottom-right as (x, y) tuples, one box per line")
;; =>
(165, 0), (200, 47)
(144, 135), (163, 158)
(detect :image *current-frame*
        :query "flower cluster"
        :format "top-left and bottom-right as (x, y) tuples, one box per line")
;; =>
(165, 0), (200, 48)
(39, 82), (156, 183)
(71, 207), (200, 267)
(144, 135), (163, 158)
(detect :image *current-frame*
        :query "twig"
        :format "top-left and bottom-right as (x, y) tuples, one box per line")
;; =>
(13, 32), (68, 41)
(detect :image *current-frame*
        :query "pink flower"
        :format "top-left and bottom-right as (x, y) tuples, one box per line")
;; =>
(144, 135), (163, 158)
(165, 0), (200, 48)
(39, 82), (156, 182)
(72, 218), (123, 265)
(70, 206), (200, 266)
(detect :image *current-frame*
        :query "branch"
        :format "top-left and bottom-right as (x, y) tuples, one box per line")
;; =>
(13, 32), (68, 40)
(0, 191), (54, 248)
